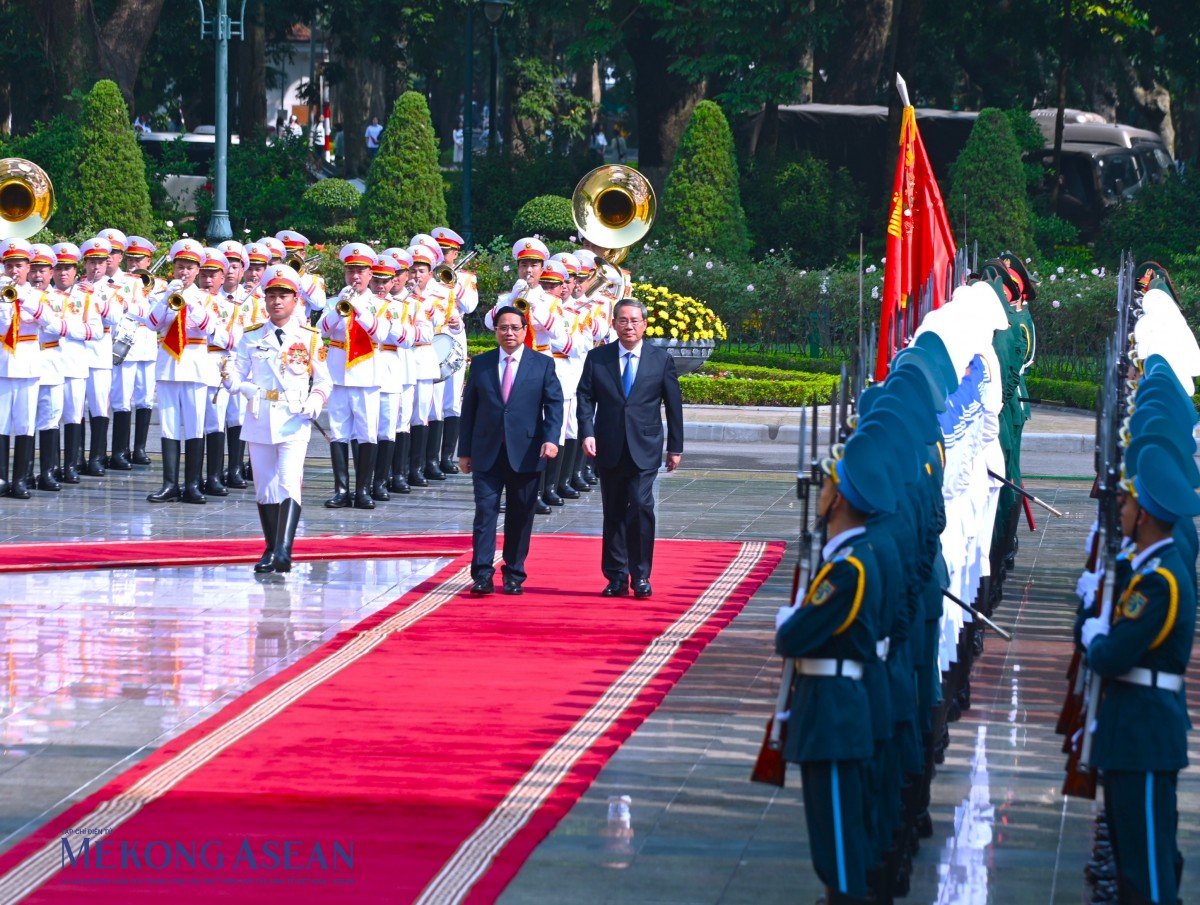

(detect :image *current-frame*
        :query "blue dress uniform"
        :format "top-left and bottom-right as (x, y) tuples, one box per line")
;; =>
(1083, 441), (1199, 905)
(776, 431), (894, 905)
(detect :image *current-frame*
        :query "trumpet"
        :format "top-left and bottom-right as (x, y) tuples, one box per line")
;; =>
(0, 277), (18, 303)
(432, 249), (479, 287)
(167, 292), (186, 311)
(334, 288), (353, 317)
(285, 253), (324, 274)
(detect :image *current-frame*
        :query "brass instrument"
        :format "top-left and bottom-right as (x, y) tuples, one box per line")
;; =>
(167, 292), (186, 312)
(285, 253), (324, 274)
(132, 254), (169, 289)
(0, 158), (54, 240)
(335, 289), (353, 317)
(579, 254), (625, 300)
(512, 294), (529, 314)
(432, 249), (479, 287)
(1, 283), (18, 303)
(571, 165), (656, 266)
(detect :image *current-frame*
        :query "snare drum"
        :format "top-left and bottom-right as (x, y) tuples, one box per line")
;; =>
(111, 314), (140, 365)
(432, 333), (466, 383)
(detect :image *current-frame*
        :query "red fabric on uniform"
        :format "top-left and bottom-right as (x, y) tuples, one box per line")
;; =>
(0, 535), (782, 904)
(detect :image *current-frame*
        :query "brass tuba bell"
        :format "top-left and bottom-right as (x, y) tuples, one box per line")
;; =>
(0, 158), (54, 240)
(571, 165), (655, 266)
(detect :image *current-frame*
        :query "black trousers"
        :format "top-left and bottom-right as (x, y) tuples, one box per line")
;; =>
(471, 454), (541, 583)
(597, 446), (659, 584)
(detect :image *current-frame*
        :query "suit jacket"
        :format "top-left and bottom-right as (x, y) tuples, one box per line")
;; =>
(576, 340), (684, 470)
(459, 347), (564, 474)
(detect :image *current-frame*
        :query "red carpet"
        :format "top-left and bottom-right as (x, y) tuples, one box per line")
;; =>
(0, 535), (783, 904)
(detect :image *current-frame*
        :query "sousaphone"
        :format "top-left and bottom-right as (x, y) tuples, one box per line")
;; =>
(571, 165), (655, 266)
(0, 158), (54, 239)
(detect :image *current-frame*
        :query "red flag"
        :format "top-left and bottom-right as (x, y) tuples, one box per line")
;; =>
(876, 105), (956, 381)
(2, 296), (19, 354)
(344, 309), (375, 369)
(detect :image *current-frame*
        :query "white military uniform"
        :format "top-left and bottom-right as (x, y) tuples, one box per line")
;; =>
(432, 268), (478, 418)
(0, 282), (44, 438)
(407, 283), (446, 426)
(108, 271), (149, 412)
(203, 288), (243, 434)
(318, 289), (382, 443)
(376, 291), (421, 441)
(228, 319), (332, 504)
(59, 283), (103, 426)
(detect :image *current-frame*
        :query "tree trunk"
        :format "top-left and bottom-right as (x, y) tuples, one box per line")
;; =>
(238, 0), (267, 137)
(1117, 50), (1174, 157)
(622, 5), (705, 189)
(819, 0), (894, 104)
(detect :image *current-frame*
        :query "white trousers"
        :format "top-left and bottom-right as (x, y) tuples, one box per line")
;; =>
(133, 360), (156, 409)
(434, 367), (465, 417)
(559, 396), (578, 444)
(86, 368), (112, 418)
(249, 439), (307, 504)
(36, 384), (64, 432)
(396, 383), (414, 434)
(63, 377), (87, 424)
(226, 392), (246, 428)
(0, 376), (38, 436)
(378, 391), (400, 439)
(110, 360), (137, 412)
(329, 385), (380, 444)
(411, 378), (434, 426)
(204, 386), (231, 434)
(157, 381), (207, 440)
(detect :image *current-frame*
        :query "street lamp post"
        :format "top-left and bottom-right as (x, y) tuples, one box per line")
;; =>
(198, 0), (248, 243)
(461, 3), (475, 248)
(482, 0), (510, 154)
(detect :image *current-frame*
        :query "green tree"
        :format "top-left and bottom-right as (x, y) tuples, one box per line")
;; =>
(358, 91), (446, 247)
(949, 107), (1033, 258)
(511, 195), (575, 241)
(661, 100), (750, 258)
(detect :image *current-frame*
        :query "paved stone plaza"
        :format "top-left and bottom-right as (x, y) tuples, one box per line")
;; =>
(0, 405), (1196, 904)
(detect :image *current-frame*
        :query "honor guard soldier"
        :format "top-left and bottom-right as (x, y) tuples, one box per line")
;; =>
(224, 264), (331, 574)
(120, 236), (163, 468)
(195, 248), (240, 496)
(77, 238), (121, 476)
(275, 229), (327, 322)
(1081, 435), (1198, 905)
(50, 243), (102, 485)
(319, 242), (383, 509)
(431, 226), (479, 474)
(405, 241), (449, 486)
(775, 430), (894, 905)
(146, 238), (233, 504)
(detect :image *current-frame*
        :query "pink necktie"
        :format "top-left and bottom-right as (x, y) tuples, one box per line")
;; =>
(501, 354), (514, 402)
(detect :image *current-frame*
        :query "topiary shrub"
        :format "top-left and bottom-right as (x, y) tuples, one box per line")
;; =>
(741, 154), (864, 267)
(295, 178), (362, 241)
(511, 195), (574, 240)
(359, 91), (447, 246)
(1095, 174), (1200, 275)
(661, 100), (750, 258)
(949, 108), (1033, 259)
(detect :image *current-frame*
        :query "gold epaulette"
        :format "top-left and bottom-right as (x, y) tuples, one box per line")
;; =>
(245, 322), (266, 333)
(299, 323), (318, 333)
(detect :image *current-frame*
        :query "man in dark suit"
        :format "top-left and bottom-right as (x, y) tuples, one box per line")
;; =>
(577, 298), (684, 599)
(458, 306), (563, 596)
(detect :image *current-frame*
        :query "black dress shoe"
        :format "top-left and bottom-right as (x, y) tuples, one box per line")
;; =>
(633, 580), (652, 599)
(469, 577), (495, 596)
(534, 496), (551, 515)
(503, 578), (524, 595)
(601, 579), (629, 597)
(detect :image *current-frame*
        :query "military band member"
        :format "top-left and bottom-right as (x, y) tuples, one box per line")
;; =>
(217, 240), (251, 488)
(258, 236), (285, 264)
(194, 249), (240, 496)
(319, 242), (383, 509)
(405, 242), (450, 486)
(146, 238), (231, 504)
(95, 229), (136, 471)
(224, 264), (330, 573)
(383, 249), (419, 494)
(775, 431), (894, 905)
(553, 253), (595, 497)
(539, 259), (575, 506)
(119, 236), (163, 468)
(431, 226), (479, 474)
(366, 253), (405, 501)
(276, 230), (327, 323)
(51, 243), (101, 485)
(29, 244), (65, 491)
(77, 238), (121, 476)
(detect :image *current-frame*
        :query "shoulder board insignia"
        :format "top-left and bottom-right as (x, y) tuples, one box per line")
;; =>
(300, 323), (318, 333)
(1141, 557), (1162, 576)
(1117, 548), (1134, 562)
(245, 322), (266, 333)
(832, 547), (853, 562)
(810, 579), (837, 606)
(1120, 590), (1149, 620)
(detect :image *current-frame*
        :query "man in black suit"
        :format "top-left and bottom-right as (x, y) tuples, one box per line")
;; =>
(459, 306), (564, 595)
(577, 298), (684, 599)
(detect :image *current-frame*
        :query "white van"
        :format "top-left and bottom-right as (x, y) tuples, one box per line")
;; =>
(138, 130), (240, 213)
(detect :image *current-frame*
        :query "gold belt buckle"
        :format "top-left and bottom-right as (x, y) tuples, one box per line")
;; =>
(265, 389), (280, 401)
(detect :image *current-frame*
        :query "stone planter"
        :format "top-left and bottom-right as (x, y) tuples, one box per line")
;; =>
(647, 337), (715, 375)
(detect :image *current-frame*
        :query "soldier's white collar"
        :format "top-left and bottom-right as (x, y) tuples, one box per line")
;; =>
(1131, 537), (1173, 571)
(822, 526), (866, 562)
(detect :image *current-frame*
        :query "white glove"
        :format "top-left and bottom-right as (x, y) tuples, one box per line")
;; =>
(1075, 570), (1100, 608)
(166, 279), (184, 292)
(1081, 617), (1109, 649)
(237, 383), (257, 400)
(301, 394), (323, 418)
(775, 604), (799, 630)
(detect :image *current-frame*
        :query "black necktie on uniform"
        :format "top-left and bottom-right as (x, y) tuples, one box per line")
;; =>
(276, 327), (285, 345)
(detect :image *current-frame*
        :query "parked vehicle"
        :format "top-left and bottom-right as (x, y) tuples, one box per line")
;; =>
(137, 129), (240, 213)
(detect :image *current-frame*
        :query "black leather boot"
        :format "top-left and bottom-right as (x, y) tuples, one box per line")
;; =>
(37, 429), (61, 491)
(372, 438), (392, 501)
(408, 425), (429, 487)
(109, 410), (133, 470)
(439, 415), (460, 473)
(424, 420), (445, 480)
(61, 424), (81, 483)
(254, 503), (279, 573)
(0, 435), (8, 496)
(86, 415), (108, 476)
(389, 432), (410, 493)
(570, 443), (592, 492)
(556, 438), (580, 499)
(535, 472), (552, 514)
(583, 454), (598, 485)
(543, 463), (564, 506)
(273, 498), (302, 573)
(182, 437), (207, 503)
(325, 441), (352, 508)
(8, 435), (33, 499)
(132, 408), (152, 465)
(225, 426), (247, 488)
(203, 431), (228, 496)
(73, 419), (86, 472)
(354, 442), (377, 509)
(147, 439), (182, 502)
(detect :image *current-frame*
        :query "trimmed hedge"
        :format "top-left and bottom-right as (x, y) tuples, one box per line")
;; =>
(679, 374), (838, 406)
(512, 195), (574, 241)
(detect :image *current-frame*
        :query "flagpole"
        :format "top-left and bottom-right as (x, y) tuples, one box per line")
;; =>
(896, 73), (911, 108)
